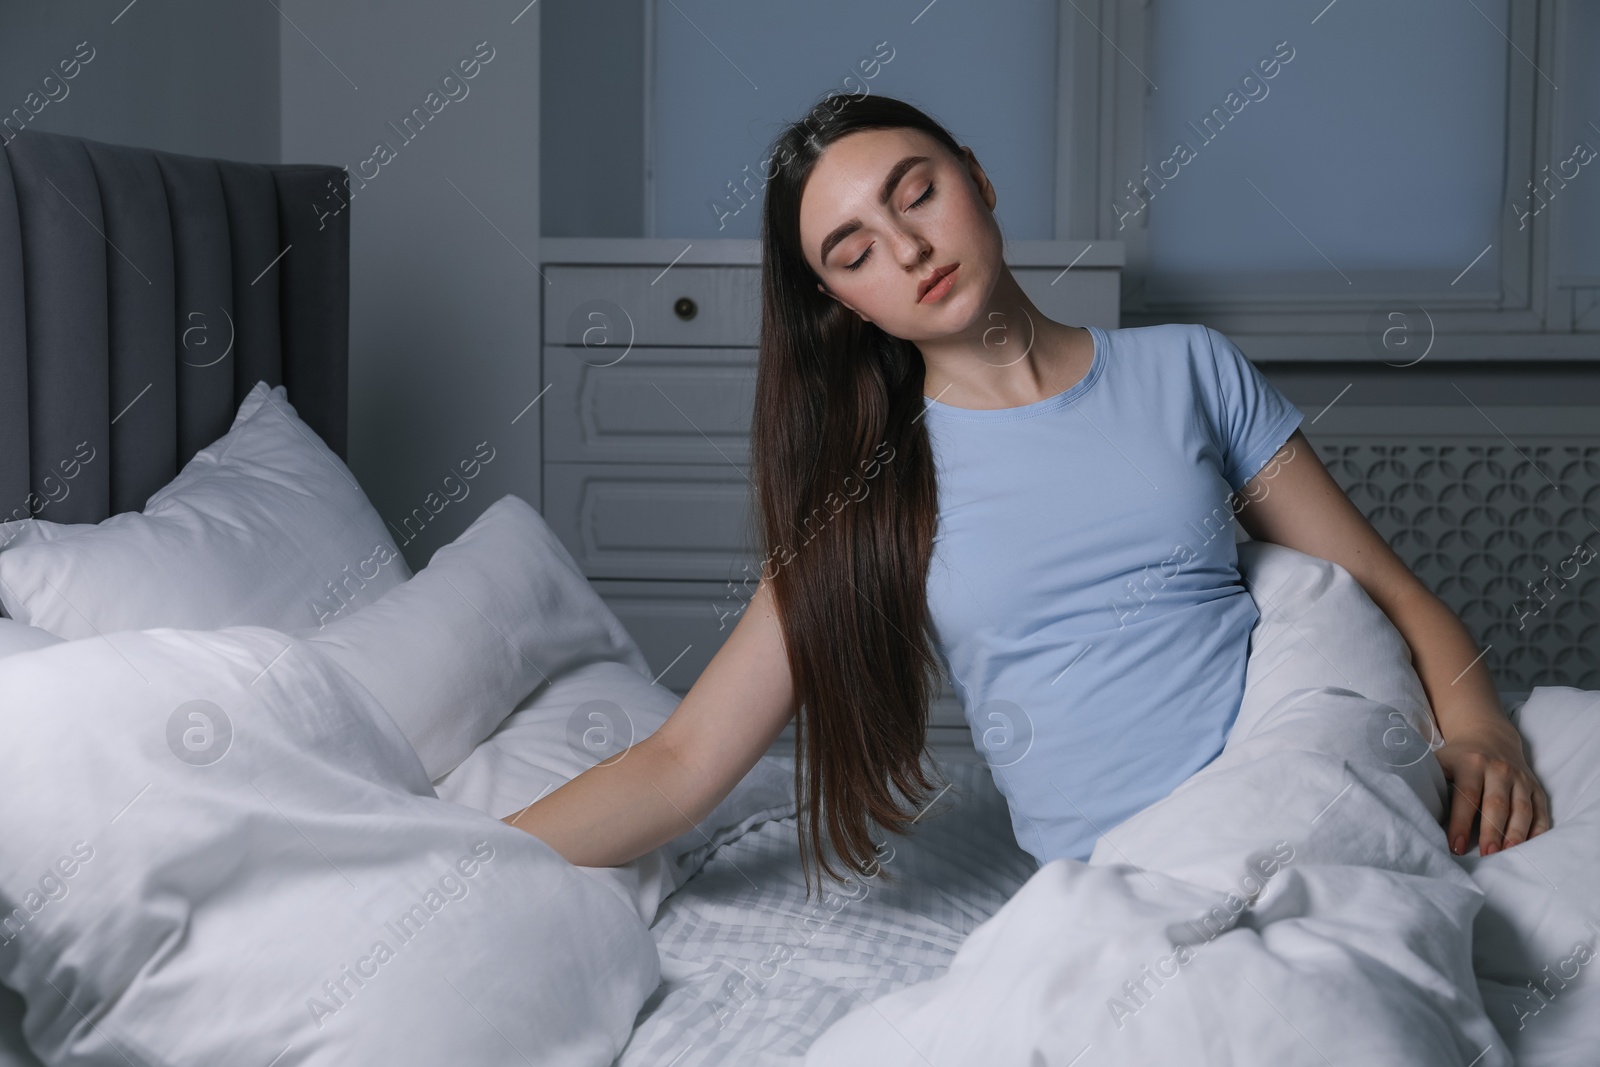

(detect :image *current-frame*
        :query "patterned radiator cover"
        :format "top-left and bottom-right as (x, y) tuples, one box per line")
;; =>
(1313, 435), (1600, 692)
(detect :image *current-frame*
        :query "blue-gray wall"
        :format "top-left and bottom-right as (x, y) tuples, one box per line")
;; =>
(541, 0), (643, 238)
(0, 0), (278, 163)
(279, 1), (543, 571)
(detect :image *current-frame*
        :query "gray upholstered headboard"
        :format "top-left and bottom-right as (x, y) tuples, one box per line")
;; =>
(0, 128), (349, 527)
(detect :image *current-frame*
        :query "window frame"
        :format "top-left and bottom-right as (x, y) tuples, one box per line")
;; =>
(1058, 0), (1599, 359)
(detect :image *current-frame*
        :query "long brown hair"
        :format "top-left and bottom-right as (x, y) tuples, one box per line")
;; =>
(751, 92), (966, 899)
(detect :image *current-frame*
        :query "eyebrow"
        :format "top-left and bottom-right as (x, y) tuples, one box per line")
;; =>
(818, 154), (930, 266)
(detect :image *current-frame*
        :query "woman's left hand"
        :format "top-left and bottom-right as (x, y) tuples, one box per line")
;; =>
(1434, 724), (1552, 856)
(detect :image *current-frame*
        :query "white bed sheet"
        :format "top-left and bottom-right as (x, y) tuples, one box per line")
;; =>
(617, 755), (1036, 1066)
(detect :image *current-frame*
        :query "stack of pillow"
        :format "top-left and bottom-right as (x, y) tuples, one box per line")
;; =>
(0, 381), (794, 895)
(0, 381), (795, 1066)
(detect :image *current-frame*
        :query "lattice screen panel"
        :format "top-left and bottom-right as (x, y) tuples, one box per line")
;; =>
(1313, 438), (1600, 692)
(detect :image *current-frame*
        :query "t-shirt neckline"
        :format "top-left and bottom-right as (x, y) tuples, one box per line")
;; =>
(922, 324), (1106, 422)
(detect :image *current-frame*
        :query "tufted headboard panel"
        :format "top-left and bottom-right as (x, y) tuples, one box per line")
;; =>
(0, 128), (348, 526)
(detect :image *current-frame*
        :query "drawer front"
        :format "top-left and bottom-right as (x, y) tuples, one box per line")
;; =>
(593, 577), (969, 733)
(542, 264), (1118, 349)
(543, 265), (760, 348)
(544, 463), (759, 580)
(543, 345), (757, 464)
(541, 270), (1117, 465)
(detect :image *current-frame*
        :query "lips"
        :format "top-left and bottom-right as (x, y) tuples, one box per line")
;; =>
(917, 262), (959, 302)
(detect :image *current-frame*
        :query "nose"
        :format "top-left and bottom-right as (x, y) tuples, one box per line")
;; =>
(888, 225), (932, 270)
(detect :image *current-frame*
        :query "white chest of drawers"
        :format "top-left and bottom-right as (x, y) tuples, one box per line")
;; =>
(539, 238), (1124, 761)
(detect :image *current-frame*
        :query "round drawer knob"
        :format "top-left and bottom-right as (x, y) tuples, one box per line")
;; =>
(673, 296), (697, 320)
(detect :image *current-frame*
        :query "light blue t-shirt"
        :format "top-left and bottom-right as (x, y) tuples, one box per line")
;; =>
(921, 322), (1304, 867)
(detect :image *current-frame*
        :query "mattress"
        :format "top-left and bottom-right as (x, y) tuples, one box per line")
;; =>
(618, 755), (1033, 1065)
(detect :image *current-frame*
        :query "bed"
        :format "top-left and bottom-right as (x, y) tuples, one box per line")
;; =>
(2, 129), (1598, 1067)
(621, 576), (1600, 1067)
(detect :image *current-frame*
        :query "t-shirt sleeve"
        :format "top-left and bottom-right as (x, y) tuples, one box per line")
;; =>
(1200, 325), (1304, 492)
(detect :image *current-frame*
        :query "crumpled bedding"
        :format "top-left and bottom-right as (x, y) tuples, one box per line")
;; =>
(806, 680), (1600, 1066)
(802, 541), (1600, 1066)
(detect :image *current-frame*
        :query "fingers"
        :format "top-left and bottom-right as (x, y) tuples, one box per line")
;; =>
(1499, 778), (1536, 850)
(1446, 766), (1482, 856)
(1530, 784), (1554, 839)
(1438, 741), (1555, 856)
(1477, 765), (1510, 855)
(1499, 775), (1554, 848)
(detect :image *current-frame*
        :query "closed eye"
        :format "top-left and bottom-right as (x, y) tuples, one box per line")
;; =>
(843, 183), (936, 272)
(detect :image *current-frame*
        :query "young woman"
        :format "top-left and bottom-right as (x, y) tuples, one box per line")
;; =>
(504, 93), (1551, 897)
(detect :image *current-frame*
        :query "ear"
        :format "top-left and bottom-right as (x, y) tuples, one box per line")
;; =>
(816, 281), (870, 324)
(960, 145), (997, 212)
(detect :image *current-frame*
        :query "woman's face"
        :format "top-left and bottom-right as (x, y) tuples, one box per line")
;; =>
(798, 126), (1002, 343)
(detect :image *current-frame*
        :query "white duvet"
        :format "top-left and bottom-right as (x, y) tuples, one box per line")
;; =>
(0, 626), (660, 1067)
(805, 544), (1600, 1066)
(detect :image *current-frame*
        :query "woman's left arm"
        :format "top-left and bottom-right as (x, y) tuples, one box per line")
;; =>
(1233, 429), (1552, 856)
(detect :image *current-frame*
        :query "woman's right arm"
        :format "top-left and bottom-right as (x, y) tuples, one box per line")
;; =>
(502, 577), (795, 869)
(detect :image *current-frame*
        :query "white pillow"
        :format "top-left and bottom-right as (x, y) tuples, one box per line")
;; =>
(1236, 539), (1433, 731)
(0, 625), (659, 1066)
(1234, 539), (1446, 823)
(0, 620), (60, 661)
(0, 624), (61, 1067)
(299, 493), (652, 781)
(434, 657), (798, 924)
(0, 382), (410, 638)
(298, 489), (797, 922)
